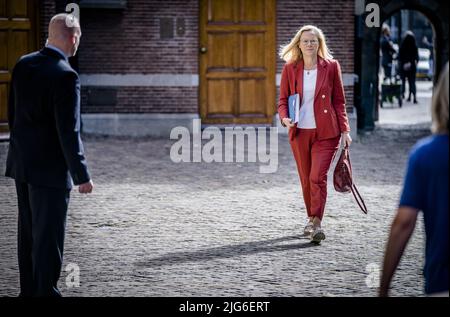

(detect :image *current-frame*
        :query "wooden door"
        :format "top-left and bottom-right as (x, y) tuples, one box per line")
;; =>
(200, 0), (276, 124)
(0, 0), (38, 132)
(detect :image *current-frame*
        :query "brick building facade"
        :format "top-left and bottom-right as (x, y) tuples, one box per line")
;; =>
(1, 0), (447, 137)
(32, 0), (358, 136)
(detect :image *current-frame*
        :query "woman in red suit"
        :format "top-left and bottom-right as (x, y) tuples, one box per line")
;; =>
(278, 25), (352, 243)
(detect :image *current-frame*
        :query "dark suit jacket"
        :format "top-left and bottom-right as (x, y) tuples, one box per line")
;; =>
(5, 47), (90, 189)
(278, 56), (350, 141)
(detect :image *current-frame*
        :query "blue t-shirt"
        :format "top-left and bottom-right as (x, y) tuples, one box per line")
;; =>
(399, 134), (449, 294)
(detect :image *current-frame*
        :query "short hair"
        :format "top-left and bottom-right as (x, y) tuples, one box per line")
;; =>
(48, 13), (80, 40)
(381, 24), (390, 34)
(431, 63), (449, 134)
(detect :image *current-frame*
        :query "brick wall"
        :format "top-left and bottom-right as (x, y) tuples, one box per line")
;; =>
(81, 86), (198, 113)
(276, 0), (355, 110)
(41, 0), (355, 115)
(276, 0), (354, 73)
(77, 1), (198, 74)
(39, 0), (56, 47)
(76, 0), (198, 113)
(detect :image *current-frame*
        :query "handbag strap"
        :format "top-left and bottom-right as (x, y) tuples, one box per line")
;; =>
(343, 144), (368, 214)
(351, 183), (368, 214)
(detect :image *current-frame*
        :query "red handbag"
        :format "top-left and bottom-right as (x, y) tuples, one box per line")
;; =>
(333, 145), (368, 214)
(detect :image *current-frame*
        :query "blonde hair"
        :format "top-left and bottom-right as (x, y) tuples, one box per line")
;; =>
(381, 23), (390, 35)
(279, 25), (333, 63)
(431, 62), (449, 134)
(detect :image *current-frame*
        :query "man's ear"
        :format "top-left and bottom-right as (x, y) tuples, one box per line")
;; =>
(70, 35), (76, 45)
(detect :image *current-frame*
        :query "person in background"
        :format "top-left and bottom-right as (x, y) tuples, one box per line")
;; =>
(399, 31), (419, 103)
(380, 62), (449, 297)
(380, 24), (396, 82)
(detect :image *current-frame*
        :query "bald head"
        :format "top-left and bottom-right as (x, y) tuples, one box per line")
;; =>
(47, 13), (82, 57)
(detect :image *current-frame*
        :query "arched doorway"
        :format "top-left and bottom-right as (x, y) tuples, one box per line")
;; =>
(377, 9), (435, 128)
(355, 0), (449, 132)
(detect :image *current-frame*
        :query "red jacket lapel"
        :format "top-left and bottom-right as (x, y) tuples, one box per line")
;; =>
(314, 56), (328, 100)
(295, 59), (303, 96)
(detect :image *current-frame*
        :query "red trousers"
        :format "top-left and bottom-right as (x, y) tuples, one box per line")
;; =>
(289, 128), (340, 220)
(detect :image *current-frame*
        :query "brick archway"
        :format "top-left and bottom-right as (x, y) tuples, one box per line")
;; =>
(355, 0), (449, 132)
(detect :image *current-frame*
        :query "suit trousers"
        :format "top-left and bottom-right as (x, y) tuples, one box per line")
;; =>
(289, 128), (340, 220)
(15, 181), (70, 297)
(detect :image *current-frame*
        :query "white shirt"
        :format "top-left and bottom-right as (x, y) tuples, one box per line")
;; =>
(298, 69), (317, 129)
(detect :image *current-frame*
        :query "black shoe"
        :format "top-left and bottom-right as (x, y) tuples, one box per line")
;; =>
(413, 99), (418, 104)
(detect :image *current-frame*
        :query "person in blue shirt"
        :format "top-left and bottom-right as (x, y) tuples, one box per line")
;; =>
(380, 62), (449, 297)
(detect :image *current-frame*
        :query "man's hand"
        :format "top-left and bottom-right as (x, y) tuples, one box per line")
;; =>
(79, 180), (94, 194)
(282, 117), (296, 129)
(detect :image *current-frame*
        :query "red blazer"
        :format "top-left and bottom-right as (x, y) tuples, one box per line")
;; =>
(278, 56), (350, 140)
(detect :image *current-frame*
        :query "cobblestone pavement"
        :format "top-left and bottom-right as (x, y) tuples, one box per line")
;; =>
(0, 121), (432, 297)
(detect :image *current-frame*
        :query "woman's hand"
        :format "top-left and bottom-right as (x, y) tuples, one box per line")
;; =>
(342, 132), (352, 147)
(282, 117), (296, 129)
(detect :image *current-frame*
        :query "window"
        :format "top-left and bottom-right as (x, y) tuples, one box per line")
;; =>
(79, 0), (127, 9)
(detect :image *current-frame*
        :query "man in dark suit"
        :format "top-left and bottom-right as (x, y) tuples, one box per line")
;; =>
(5, 13), (93, 297)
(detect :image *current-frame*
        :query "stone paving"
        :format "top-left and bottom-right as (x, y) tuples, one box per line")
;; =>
(0, 124), (431, 297)
(378, 80), (433, 128)
(0, 81), (435, 297)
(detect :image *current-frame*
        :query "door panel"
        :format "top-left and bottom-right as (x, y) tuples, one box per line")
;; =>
(239, 79), (265, 116)
(240, 0), (265, 22)
(0, 0), (37, 133)
(0, 0), (6, 16)
(209, 0), (236, 22)
(207, 79), (235, 117)
(200, 0), (276, 124)
(0, 84), (7, 120)
(0, 31), (7, 68)
(11, 0), (28, 18)
(10, 31), (29, 68)
(239, 32), (265, 69)
(208, 32), (236, 70)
